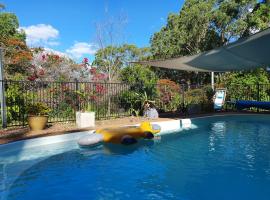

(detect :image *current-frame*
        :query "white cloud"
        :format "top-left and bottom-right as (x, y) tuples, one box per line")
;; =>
(20, 24), (59, 47)
(66, 42), (98, 59)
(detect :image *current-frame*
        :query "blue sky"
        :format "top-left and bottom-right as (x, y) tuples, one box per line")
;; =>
(3, 0), (184, 61)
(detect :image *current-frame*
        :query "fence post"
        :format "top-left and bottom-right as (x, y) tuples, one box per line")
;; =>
(75, 78), (80, 111)
(181, 84), (185, 106)
(0, 48), (7, 128)
(256, 83), (260, 112)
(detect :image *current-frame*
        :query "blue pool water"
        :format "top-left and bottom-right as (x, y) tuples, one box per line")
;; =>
(1, 115), (270, 200)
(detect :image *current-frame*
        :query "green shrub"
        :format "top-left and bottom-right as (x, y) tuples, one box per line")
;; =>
(49, 102), (74, 120)
(26, 102), (51, 115)
(6, 82), (26, 123)
(156, 79), (182, 112)
(185, 88), (206, 105)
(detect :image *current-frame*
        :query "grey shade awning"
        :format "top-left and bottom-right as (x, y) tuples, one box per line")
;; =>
(135, 28), (270, 72)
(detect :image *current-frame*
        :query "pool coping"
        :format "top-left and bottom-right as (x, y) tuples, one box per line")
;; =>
(0, 112), (268, 146)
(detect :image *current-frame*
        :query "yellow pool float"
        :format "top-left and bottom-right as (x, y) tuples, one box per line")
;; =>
(96, 121), (161, 144)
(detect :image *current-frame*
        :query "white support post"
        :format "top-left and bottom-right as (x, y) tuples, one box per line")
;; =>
(211, 71), (215, 90)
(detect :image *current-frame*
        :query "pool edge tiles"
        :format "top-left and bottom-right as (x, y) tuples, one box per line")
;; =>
(155, 119), (197, 136)
(0, 131), (94, 155)
(0, 119), (198, 163)
(0, 119), (199, 150)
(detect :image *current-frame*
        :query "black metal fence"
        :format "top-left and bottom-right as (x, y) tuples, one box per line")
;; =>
(2, 80), (132, 127)
(1, 80), (270, 128)
(226, 83), (270, 102)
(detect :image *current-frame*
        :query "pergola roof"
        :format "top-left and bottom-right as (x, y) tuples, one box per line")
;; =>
(135, 28), (270, 72)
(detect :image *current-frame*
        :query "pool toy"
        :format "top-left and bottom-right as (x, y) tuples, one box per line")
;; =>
(77, 121), (161, 147)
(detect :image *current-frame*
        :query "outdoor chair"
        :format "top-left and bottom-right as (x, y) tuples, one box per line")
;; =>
(214, 88), (227, 111)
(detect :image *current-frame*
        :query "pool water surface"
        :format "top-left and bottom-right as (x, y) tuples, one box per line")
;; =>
(1, 115), (270, 200)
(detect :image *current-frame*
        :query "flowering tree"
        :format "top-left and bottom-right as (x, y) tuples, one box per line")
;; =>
(3, 38), (33, 78)
(28, 49), (90, 81)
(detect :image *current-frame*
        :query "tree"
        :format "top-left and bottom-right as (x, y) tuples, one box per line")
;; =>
(120, 64), (158, 94)
(93, 44), (150, 82)
(150, 0), (270, 83)
(220, 68), (269, 86)
(93, 39), (155, 115)
(0, 11), (32, 78)
(93, 14), (128, 82)
(119, 64), (158, 114)
(242, 0), (270, 36)
(150, 0), (217, 84)
(151, 0), (269, 57)
(27, 48), (94, 82)
(0, 12), (26, 42)
(150, 0), (216, 59)
(4, 38), (32, 77)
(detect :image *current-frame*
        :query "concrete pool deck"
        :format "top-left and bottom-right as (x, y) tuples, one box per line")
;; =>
(0, 111), (266, 145)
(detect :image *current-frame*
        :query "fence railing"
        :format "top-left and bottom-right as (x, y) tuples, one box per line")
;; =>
(2, 80), (133, 127)
(1, 80), (270, 128)
(225, 83), (270, 102)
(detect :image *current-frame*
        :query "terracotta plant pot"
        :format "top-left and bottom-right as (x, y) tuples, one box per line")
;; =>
(28, 115), (48, 131)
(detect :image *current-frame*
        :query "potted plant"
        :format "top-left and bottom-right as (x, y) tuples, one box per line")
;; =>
(26, 102), (51, 131)
(75, 90), (95, 128)
(76, 105), (95, 128)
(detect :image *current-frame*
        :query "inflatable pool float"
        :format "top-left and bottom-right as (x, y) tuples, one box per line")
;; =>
(78, 121), (161, 147)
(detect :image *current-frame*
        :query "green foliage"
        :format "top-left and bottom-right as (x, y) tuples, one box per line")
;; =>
(242, 1), (270, 37)
(5, 82), (25, 123)
(221, 68), (269, 85)
(93, 44), (151, 82)
(119, 91), (142, 116)
(184, 86), (215, 113)
(120, 64), (158, 95)
(156, 79), (182, 112)
(150, 0), (216, 84)
(0, 11), (31, 78)
(204, 85), (215, 101)
(120, 65), (158, 115)
(220, 68), (270, 101)
(150, 0), (216, 59)
(185, 88), (206, 105)
(151, 0), (268, 58)
(150, 0), (270, 84)
(26, 102), (51, 116)
(50, 102), (74, 120)
(0, 12), (25, 41)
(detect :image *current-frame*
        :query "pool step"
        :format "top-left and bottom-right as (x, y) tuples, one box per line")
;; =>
(181, 119), (192, 128)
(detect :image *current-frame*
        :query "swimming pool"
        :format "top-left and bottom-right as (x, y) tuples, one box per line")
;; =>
(1, 115), (270, 200)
